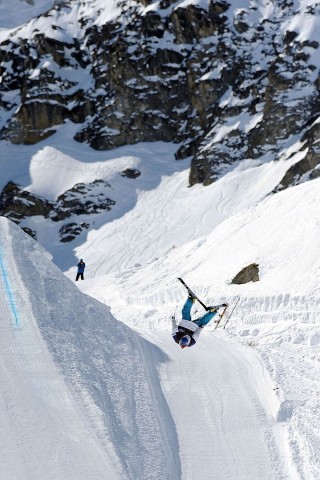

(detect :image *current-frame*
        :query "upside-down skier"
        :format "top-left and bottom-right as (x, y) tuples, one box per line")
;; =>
(172, 294), (227, 349)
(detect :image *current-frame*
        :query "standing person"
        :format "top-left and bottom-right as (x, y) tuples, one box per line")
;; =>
(75, 259), (86, 281)
(172, 295), (227, 349)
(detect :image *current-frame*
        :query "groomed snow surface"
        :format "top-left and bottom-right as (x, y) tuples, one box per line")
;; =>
(1, 132), (320, 478)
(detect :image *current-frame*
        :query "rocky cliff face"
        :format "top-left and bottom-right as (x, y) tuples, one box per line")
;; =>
(0, 179), (115, 242)
(0, 0), (320, 239)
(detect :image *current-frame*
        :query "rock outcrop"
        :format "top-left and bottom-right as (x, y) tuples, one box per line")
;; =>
(231, 263), (260, 285)
(0, 0), (320, 190)
(0, 180), (115, 242)
(0, 181), (52, 222)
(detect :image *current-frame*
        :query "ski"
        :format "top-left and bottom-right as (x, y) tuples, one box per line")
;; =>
(223, 296), (240, 329)
(177, 277), (209, 311)
(214, 304), (228, 330)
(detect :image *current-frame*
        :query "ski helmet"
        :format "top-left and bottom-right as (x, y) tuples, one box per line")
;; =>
(179, 335), (190, 348)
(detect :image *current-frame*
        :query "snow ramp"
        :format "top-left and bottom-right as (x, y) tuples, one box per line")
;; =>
(0, 217), (179, 480)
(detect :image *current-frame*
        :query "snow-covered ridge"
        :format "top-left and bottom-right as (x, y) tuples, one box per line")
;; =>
(0, 217), (179, 480)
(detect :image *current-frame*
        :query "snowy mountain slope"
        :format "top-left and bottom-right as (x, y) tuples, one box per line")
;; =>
(1, 1), (320, 478)
(1, 0), (320, 266)
(64, 137), (300, 276)
(0, 217), (180, 480)
(76, 177), (320, 479)
(0, 216), (295, 480)
(0, 126), (297, 273)
(1, 0), (320, 191)
(3, 170), (320, 479)
(77, 177), (320, 331)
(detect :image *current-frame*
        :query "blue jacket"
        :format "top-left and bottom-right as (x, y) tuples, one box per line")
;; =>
(77, 261), (86, 273)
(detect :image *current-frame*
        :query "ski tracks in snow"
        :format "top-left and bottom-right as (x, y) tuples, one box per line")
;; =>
(98, 277), (293, 480)
(147, 331), (288, 480)
(80, 270), (320, 479)
(106, 279), (289, 479)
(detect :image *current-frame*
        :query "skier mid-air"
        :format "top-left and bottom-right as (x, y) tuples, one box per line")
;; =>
(173, 279), (227, 349)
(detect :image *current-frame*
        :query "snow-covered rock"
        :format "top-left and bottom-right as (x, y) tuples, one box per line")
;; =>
(0, 0), (320, 186)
